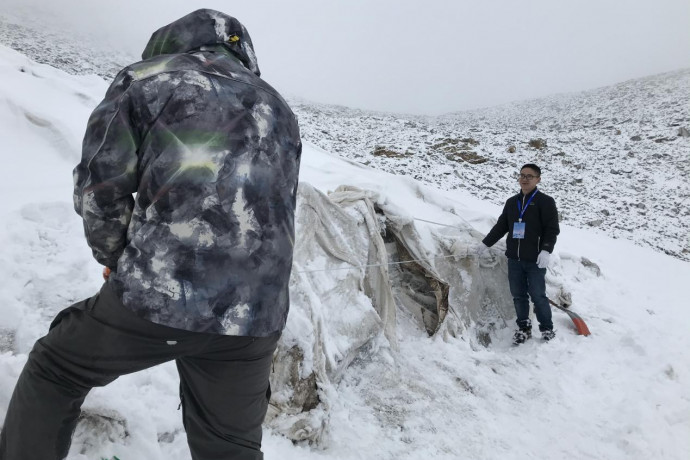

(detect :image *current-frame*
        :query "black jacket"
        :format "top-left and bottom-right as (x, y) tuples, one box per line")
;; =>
(482, 188), (560, 262)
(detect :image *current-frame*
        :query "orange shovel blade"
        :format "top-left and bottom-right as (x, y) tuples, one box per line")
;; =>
(549, 299), (591, 336)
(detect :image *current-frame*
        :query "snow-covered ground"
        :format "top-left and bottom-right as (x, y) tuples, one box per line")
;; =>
(1, 11), (688, 262)
(294, 70), (690, 262)
(0, 43), (689, 460)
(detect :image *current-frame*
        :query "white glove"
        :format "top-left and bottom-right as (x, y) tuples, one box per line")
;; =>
(536, 250), (551, 269)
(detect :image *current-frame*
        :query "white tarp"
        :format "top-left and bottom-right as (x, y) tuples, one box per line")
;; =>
(267, 182), (573, 442)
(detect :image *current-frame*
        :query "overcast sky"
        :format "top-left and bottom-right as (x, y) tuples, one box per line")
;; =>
(2, 0), (689, 115)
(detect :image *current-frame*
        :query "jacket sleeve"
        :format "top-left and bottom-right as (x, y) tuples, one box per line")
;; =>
(482, 200), (510, 247)
(73, 72), (140, 269)
(539, 195), (560, 253)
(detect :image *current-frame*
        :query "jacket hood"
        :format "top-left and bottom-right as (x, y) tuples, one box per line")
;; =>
(142, 9), (260, 76)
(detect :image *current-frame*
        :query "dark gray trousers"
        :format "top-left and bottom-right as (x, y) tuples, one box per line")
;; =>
(0, 283), (279, 460)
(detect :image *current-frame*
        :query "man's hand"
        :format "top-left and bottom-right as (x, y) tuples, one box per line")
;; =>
(537, 250), (551, 269)
(103, 267), (112, 281)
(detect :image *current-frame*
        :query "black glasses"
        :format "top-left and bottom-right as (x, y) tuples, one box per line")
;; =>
(518, 174), (538, 180)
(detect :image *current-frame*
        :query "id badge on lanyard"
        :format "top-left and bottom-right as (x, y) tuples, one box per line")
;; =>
(513, 189), (538, 239)
(513, 221), (526, 239)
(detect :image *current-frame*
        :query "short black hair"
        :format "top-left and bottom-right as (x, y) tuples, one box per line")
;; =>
(520, 163), (541, 176)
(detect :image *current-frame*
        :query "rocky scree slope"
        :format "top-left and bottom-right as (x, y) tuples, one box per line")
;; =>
(293, 71), (690, 261)
(2, 13), (688, 261)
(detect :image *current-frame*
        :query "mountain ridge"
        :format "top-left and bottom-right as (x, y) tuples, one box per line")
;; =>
(294, 68), (690, 260)
(1, 12), (688, 260)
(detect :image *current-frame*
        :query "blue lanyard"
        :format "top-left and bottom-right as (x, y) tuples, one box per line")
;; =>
(517, 188), (538, 222)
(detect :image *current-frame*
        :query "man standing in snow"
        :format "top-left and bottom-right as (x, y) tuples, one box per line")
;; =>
(0, 9), (301, 460)
(480, 164), (560, 344)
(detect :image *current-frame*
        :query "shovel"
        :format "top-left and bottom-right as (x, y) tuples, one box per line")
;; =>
(549, 299), (591, 336)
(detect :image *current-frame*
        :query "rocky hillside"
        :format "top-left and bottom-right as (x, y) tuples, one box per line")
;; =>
(2, 12), (688, 260)
(0, 13), (129, 80)
(283, 72), (690, 261)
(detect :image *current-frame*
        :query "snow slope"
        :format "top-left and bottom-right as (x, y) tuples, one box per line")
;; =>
(1, 11), (688, 262)
(294, 70), (690, 262)
(0, 44), (689, 460)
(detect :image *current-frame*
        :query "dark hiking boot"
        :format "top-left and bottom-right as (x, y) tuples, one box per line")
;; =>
(541, 329), (556, 341)
(513, 327), (532, 345)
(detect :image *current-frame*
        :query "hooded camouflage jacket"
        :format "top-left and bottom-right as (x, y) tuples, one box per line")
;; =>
(73, 9), (301, 336)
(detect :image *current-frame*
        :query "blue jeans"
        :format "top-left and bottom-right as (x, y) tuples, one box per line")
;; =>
(507, 258), (553, 331)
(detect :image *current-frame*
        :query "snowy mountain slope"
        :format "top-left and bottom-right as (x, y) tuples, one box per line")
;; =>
(0, 11), (130, 81)
(1, 44), (689, 460)
(294, 70), (690, 262)
(1, 11), (688, 262)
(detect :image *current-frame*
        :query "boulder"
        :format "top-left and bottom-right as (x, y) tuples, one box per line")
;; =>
(528, 138), (547, 150)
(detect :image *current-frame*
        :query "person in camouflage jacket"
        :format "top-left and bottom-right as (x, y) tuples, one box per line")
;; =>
(0, 10), (301, 460)
(76, 9), (301, 337)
